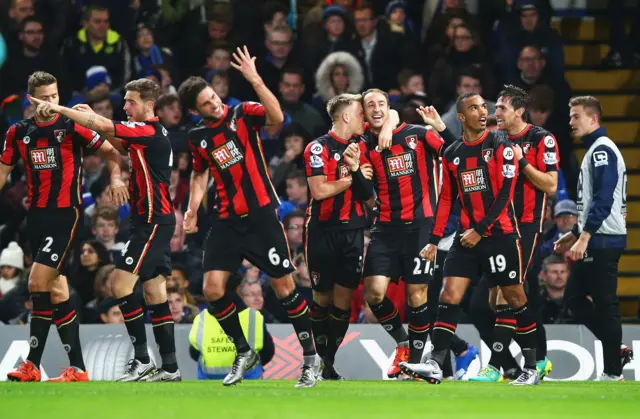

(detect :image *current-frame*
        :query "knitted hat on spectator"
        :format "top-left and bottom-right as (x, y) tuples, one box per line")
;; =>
(86, 66), (112, 91)
(139, 67), (162, 83)
(0, 242), (24, 271)
(385, 0), (406, 17)
(322, 5), (345, 21)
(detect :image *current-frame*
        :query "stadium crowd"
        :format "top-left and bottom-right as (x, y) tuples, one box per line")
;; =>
(0, 0), (589, 328)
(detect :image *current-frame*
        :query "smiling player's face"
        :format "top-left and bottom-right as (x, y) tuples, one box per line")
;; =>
(194, 86), (225, 120)
(363, 91), (389, 130)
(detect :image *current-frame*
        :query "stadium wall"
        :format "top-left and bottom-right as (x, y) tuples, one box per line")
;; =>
(1, 325), (639, 381)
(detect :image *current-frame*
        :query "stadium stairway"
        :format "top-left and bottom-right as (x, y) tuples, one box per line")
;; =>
(552, 17), (640, 321)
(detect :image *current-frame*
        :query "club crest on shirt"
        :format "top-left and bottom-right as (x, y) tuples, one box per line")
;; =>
(482, 148), (493, 163)
(405, 135), (418, 150)
(522, 142), (532, 154)
(228, 117), (238, 132)
(339, 164), (350, 179)
(54, 129), (66, 143)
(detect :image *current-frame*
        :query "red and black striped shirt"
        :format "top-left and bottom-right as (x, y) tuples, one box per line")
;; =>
(188, 103), (279, 219)
(430, 130), (519, 243)
(509, 124), (559, 233)
(360, 123), (444, 230)
(303, 132), (367, 229)
(114, 117), (174, 224)
(0, 114), (103, 209)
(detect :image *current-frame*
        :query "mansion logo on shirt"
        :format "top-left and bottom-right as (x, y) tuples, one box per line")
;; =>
(386, 152), (415, 178)
(460, 168), (489, 193)
(30, 147), (59, 170)
(212, 139), (244, 170)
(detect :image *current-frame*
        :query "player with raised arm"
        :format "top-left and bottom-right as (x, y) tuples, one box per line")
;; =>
(470, 85), (555, 382)
(30, 78), (180, 382)
(178, 47), (321, 388)
(349, 89), (457, 378)
(2, 71), (128, 382)
(398, 93), (540, 386)
(303, 93), (374, 380)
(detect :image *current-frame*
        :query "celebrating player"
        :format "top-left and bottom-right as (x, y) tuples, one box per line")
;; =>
(349, 89), (453, 378)
(1, 71), (127, 382)
(399, 93), (540, 386)
(178, 46), (321, 388)
(30, 78), (181, 382)
(303, 93), (373, 380)
(470, 85), (555, 382)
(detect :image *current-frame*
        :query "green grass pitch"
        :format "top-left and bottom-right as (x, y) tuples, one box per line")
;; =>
(1, 380), (639, 418)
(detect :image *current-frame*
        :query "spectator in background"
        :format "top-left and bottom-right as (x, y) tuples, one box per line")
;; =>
(156, 93), (188, 151)
(92, 206), (126, 256)
(283, 210), (305, 259)
(500, 0), (565, 83)
(602, 0), (640, 67)
(0, 16), (61, 100)
(133, 24), (176, 82)
(279, 170), (309, 219)
(313, 51), (364, 123)
(82, 264), (116, 322)
(303, 6), (352, 78)
(67, 65), (122, 109)
(98, 296), (124, 324)
(540, 199), (579, 258)
(167, 286), (199, 324)
(61, 4), (132, 92)
(428, 22), (494, 111)
(268, 123), (311, 194)
(2, 0), (35, 54)
(279, 68), (325, 138)
(539, 254), (572, 324)
(86, 90), (114, 120)
(70, 240), (111, 306)
(0, 241), (24, 297)
(210, 71), (241, 108)
(203, 42), (232, 79)
(441, 69), (496, 138)
(349, 3), (402, 91)
(251, 25), (300, 101)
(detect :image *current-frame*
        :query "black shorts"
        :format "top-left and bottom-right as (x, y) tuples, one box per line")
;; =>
(304, 224), (364, 292)
(363, 227), (433, 284)
(519, 224), (541, 278)
(27, 206), (82, 274)
(117, 222), (173, 279)
(443, 233), (522, 288)
(203, 208), (295, 279)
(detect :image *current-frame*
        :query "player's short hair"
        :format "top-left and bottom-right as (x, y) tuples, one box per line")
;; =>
(542, 254), (567, 273)
(569, 95), (602, 120)
(177, 76), (209, 110)
(326, 93), (362, 121)
(455, 92), (480, 113)
(92, 205), (120, 228)
(362, 88), (390, 107)
(529, 85), (554, 113)
(156, 93), (180, 110)
(125, 78), (161, 103)
(267, 25), (292, 41)
(27, 71), (57, 95)
(84, 3), (108, 21)
(498, 84), (530, 114)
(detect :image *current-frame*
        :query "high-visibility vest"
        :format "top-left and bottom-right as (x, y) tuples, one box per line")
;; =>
(189, 307), (264, 380)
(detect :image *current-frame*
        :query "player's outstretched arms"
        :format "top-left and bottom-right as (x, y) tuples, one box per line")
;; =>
(29, 96), (116, 136)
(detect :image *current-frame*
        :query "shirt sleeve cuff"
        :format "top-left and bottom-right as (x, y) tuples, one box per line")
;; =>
(571, 223), (581, 238)
(428, 234), (442, 245)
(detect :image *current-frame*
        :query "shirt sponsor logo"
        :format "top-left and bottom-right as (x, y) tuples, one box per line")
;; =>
(593, 150), (608, 167)
(211, 139), (244, 170)
(544, 135), (555, 148)
(386, 152), (415, 178)
(54, 129), (66, 143)
(482, 148), (493, 163)
(30, 147), (59, 170)
(460, 168), (489, 193)
(310, 143), (323, 155)
(544, 152), (558, 165)
(309, 155), (324, 168)
(503, 147), (514, 160)
(405, 135), (418, 150)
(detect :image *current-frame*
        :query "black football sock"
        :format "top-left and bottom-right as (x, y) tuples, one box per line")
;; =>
(431, 303), (461, 367)
(407, 302), (430, 363)
(148, 302), (177, 373)
(536, 322), (548, 362)
(280, 291), (316, 356)
(27, 292), (52, 367)
(450, 334), (469, 357)
(326, 305), (351, 364)
(53, 299), (85, 370)
(370, 297), (408, 344)
(118, 293), (150, 364)
(208, 294), (250, 353)
(513, 303), (537, 370)
(309, 301), (329, 358)
(488, 305), (516, 370)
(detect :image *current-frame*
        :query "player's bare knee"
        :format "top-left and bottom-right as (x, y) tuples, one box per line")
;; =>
(313, 291), (331, 307)
(111, 270), (137, 298)
(27, 263), (56, 292)
(202, 278), (226, 301)
(270, 274), (295, 298)
(501, 286), (527, 308)
(406, 284), (427, 307)
(143, 276), (167, 305)
(50, 276), (69, 304)
(332, 285), (353, 310)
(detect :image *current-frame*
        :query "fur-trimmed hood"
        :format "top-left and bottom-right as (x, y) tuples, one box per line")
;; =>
(314, 51), (364, 102)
